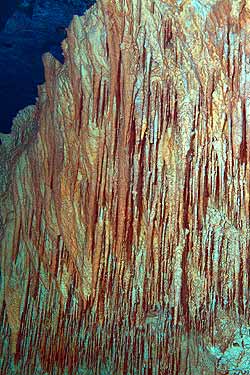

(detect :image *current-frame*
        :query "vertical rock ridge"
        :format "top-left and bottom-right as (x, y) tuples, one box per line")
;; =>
(0, 0), (250, 374)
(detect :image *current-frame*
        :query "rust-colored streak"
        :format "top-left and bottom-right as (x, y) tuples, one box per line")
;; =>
(0, 0), (250, 374)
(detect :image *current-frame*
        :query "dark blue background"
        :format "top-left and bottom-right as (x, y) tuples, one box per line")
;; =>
(0, 0), (95, 133)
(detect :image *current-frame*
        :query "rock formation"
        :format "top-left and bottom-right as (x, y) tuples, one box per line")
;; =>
(0, 0), (250, 374)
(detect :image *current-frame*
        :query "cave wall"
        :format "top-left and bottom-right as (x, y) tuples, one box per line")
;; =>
(0, 0), (250, 374)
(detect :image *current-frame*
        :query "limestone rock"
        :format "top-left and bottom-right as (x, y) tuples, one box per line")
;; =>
(0, 1), (250, 374)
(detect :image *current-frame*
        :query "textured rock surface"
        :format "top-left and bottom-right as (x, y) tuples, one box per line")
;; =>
(0, 0), (250, 374)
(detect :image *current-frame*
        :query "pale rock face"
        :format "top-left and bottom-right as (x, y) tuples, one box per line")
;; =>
(0, 1), (249, 374)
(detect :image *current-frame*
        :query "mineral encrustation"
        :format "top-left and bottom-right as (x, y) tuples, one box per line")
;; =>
(0, 0), (250, 374)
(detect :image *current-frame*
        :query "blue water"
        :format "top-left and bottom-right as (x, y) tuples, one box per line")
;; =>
(0, 0), (95, 134)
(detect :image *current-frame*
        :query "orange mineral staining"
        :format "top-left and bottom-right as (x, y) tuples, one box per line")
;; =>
(0, 1), (250, 374)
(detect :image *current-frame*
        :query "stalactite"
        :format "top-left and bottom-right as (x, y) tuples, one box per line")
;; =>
(0, 0), (250, 374)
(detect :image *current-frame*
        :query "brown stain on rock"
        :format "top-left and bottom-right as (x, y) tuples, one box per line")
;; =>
(0, 0), (250, 374)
